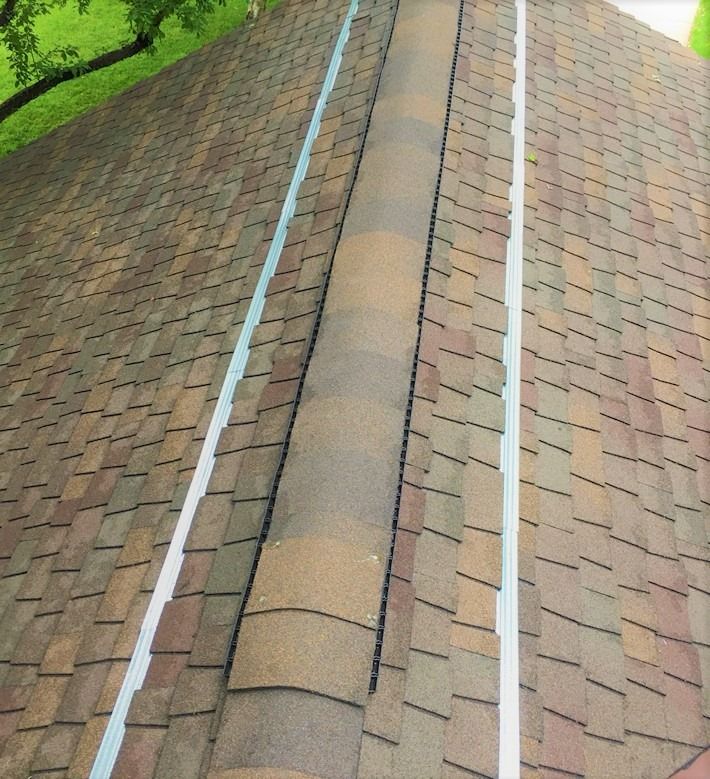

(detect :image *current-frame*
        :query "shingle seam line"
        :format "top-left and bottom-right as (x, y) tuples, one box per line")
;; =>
(498, 0), (526, 777)
(88, 3), (359, 775)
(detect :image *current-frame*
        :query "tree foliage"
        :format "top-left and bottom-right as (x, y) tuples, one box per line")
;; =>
(0, 0), (244, 121)
(2, 0), (88, 89)
(689, 0), (710, 59)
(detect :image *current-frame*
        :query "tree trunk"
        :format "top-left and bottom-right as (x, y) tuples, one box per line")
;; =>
(246, 0), (266, 21)
(0, 34), (154, 123)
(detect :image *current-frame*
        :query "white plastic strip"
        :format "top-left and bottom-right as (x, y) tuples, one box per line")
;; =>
(498, 0), (526, 777)
(89, 4), (359, 776)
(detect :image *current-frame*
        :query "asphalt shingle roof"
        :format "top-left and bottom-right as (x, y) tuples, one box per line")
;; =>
(0, 0), (396, 774)
(0, 0), (708, 776)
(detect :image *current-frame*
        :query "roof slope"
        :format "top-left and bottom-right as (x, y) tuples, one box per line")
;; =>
(213, 0), (459, 776)
(0, 0), (708, 777)
(0, 0), (396, 774)
(519, 1), (709, 775)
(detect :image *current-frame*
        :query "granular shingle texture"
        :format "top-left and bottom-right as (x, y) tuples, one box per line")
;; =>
(0, 0), (708, 777)
(213, 0), (459, 774)
(358, 0), (516, 776)
(519, 1), (709, 776)
(0, 0), (397, 775)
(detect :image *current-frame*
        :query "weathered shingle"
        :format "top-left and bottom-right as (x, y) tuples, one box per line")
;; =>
(521, 1), (709, 775)
(1, 0), (708, 776)
(0, 1), (396, 775)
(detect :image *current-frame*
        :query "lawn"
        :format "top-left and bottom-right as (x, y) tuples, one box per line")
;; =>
(689, 0), (710, 57)
(0, 1), (277, 158)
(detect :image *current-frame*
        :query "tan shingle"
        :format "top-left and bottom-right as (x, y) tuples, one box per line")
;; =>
(1, 0), (708, 776)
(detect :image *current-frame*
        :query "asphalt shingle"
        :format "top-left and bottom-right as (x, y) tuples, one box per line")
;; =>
(0, 0), (396, 774)
(0, 0), (708, 776)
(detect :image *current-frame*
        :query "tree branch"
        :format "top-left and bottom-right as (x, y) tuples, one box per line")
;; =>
(0, 0), (17, 28)
(0, 32), (154, 123)
(246, 0), (265, 21)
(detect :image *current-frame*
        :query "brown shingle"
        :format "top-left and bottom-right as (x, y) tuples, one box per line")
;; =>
(625, 680), (668, 740)
(537, 656), (586, 724)
(650, 583), (693, 642)
(411, 531), (457, 612)
(229, 610), (375, 705)
(55, 662), (110, 724)
(445, 697), (498, 778)
(362, 664), (405, 743)
(39, 631), (83, 675)
(663, 674), (706, 747)
(454, 576), (497, 631)
(457, 528), (502, 587)
(449, 623), (499, 661)
(380, 576), (416, 670)
(154, 713), (212, 779)
(151, 595), (203, 653)
(450, 647), (499, 704)
(211, 689), (364, 779)
(462, 460), (503, 533)
(392, 704), (447, 779)
(30, 723), (83, 772)
(540, 711), (585, 776)
(584, 734), (631, 779)
(2, 1), (709, 777)
(245, 536), (385, 626)
(113, 725), (165, 779)
(17, 677), (67, 730)
(404, 650), (452, 718)
(658, 636), (703, 686)
(0, 730), (44, 778)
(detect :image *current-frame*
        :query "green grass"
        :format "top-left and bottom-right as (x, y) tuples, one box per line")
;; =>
(689, 0), (710, 57)
(0, 1), (275, 157)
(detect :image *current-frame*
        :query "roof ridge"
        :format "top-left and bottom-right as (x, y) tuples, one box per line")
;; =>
(209, 0), (461, 775)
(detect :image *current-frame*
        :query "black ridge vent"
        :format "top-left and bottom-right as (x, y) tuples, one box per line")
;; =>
(368, 0), (465, 693)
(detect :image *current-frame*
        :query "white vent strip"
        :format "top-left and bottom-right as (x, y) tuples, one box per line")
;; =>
(498, 0), (526, 777)
(89, 3), (359, 776)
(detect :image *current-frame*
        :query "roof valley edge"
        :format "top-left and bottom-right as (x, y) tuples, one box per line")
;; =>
(0, 0), (708, 778)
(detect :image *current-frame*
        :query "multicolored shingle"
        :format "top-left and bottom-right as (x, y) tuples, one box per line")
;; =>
(0, 0), (707, 776)
(0, 1), (396, 774)
(522, 2), (709, 775)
